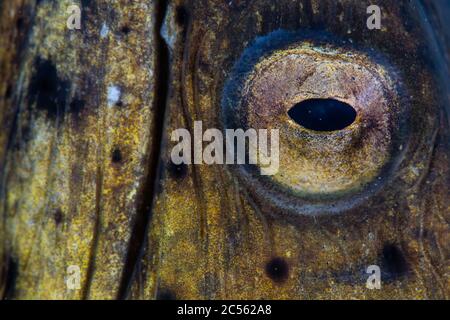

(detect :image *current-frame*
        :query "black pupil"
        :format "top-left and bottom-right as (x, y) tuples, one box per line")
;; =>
(288, 98), (357, 131)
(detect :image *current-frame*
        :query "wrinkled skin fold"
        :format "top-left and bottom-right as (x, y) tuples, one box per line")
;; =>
(0, 0), (449, 299)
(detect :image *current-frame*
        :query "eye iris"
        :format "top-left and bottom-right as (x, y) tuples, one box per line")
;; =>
(222, 30), (406, 208)
(288, 98), (357, 132)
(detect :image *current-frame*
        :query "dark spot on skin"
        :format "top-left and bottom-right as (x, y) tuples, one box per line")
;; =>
(2, 256), (18, 300)
(28, 57), (70, 120)
(111, 148), (123, 164)
(69, 98), (85, 115)
(167, 162), (188, 180)
(381, 243), (409, 281)
(5, 84), (12, 99)
(16, 17), (24, 31)
(288, 98), (357, 132)
(175, 6), (188, 26)
(120, 25), (131, 35)
(156, 288), (176, 300)
(79, 0), (95, 28)
(54, 209), (63, 225)
(265, 257), (289, 283)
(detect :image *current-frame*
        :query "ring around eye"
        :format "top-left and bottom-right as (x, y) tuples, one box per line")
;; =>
(222, 30), (409, 214)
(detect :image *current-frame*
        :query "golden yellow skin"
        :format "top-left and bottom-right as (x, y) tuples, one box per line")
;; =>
(1, 0), (158, 299)
(0, 0), (449, 300)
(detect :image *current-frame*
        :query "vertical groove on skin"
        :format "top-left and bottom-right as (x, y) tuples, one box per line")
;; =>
(134, 0), (447, 299)
(82, 165), (104, 299)
(185, 24), (213, 297)
(1, 0), (37, 213)
(0, 1), (37, 299)
(0, 255), (18, 299)
(117, 0), (170, 299)
(0, 0), (447, 300)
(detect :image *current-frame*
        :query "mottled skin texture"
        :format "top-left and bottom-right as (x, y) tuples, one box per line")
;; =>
(0, 0), (159, 299)
(0, 0), (449, 299)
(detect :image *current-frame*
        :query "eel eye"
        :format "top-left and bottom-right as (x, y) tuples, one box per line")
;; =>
(222, 30), (409, 213)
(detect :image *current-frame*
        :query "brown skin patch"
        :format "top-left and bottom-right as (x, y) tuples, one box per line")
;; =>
(132, 0), (448, 300)
(1, 0), (449, 300)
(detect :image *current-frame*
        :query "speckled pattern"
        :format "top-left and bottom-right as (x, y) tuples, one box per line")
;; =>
(0, 0), (449, 300)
